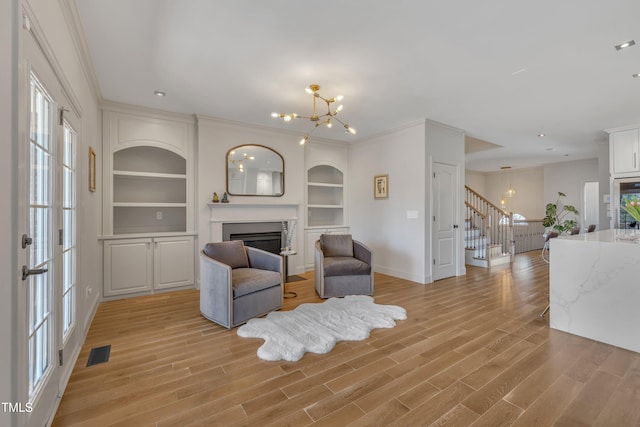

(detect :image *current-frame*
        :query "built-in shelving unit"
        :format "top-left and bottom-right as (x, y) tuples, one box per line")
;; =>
(101, 107), (195, 298)
(307, 165), (344, 227)
(111, 146), (188, 234)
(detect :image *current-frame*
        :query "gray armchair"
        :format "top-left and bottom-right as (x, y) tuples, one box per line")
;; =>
(314, 234), (374, 298)
(200, 240), (283, 328)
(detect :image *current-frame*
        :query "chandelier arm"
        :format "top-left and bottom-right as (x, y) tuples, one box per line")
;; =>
(331, 116), (348, 126)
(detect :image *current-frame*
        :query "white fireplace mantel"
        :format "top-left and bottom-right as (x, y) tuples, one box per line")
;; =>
(208, 202), (300, 241)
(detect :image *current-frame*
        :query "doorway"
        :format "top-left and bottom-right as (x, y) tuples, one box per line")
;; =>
(432, 161), (459, 281)
(583, 181), (599, 230)
(18, 20), (79, 426)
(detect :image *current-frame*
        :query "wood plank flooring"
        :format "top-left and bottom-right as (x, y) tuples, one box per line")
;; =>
(52, 252), (640, 426)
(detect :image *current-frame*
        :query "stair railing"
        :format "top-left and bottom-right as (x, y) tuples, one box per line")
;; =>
(465, 186), (514, 262)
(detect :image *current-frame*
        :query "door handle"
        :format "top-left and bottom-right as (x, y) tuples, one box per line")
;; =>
(453, 224), (459, 229)
(22, 265), (48, 281)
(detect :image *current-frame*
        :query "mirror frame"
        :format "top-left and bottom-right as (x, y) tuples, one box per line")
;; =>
(226, 144), (285, 197)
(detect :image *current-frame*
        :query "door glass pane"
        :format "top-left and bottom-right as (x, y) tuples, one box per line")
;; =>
(62, 120), (76, 339)
(28, 73), (54, 396)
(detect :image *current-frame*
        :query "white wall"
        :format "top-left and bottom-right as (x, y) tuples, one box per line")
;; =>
(597, 142), (610, 230)
(544, 159), (599, 229)
(2, 1), (17, 425)
(349, 122), (427, 283)
(196, 117), (306, 275)
(465, 170), (485, 195)
(483, 167), (544, 219)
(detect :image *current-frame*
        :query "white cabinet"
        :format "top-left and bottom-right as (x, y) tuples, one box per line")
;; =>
(104, 236), (194, 297)
(154, 236), (195, 290)
(101, 106), (196, 297)
(304, 227), (349, 269)
(610, 128), (640, 176)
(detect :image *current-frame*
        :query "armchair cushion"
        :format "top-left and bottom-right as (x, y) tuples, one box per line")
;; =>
(320, 234), (354, 258)
(232, 268), (282, 298)
(203, 240), (249, 269)
(323, 257), (371, 277)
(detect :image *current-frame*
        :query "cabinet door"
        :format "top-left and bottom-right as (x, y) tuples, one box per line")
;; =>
(612, 129), (639, 174)
(153, 236), (195, 289)
(104, 238), (153, 296)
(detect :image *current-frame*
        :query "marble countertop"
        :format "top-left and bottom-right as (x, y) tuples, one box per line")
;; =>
(554, 228), (640, 244)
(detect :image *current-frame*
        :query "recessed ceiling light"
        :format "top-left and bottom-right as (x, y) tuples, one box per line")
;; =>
(154, 90), (166, 97)
(615, 40), (635, 50)
(545, 147), (555, 151)
(538, 133), (546, 137)
(633, 73), (640, 78)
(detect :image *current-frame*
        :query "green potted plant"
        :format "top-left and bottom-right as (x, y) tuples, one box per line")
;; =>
(543, 192), (579, 233)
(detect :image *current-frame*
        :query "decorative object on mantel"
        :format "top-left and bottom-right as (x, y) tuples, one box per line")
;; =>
(374, 174), (388, 199)
(221, 192), (229, 203)
(212, 192), (219, 203)
(543, 192), (579, 234)
(237, 295), (407, 361)
(271, 84), (357, 145)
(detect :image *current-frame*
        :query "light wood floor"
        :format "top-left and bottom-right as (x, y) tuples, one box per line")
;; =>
(53, 251), (640, 426)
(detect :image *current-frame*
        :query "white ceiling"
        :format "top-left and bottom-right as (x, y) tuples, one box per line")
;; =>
(75, 0), (640, 172)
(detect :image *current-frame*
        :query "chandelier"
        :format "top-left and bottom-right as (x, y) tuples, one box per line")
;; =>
(500, 166), (516, 208)
(271, 84), (356, 145)
(228, 150), (254, 172)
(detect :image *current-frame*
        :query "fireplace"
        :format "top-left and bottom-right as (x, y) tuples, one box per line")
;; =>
(222, 222), (283, 255)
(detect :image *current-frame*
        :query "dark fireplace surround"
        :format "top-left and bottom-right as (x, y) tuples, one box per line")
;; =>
(222, 222), (284, 255)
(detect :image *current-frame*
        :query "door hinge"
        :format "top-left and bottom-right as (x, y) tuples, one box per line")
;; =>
(433, 216), (436, 222)
(433, 172), (435, 178)
(58, 229), (63, 246)
(433, 259), (436, 265)
(59, 107), (69, 126)
(58, 349), (63, 366)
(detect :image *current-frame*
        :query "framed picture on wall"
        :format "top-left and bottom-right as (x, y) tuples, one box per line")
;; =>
(374, 174), (388, 199)
(89, 147), (96, 192)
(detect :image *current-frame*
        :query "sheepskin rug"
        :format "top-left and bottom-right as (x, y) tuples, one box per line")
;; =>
(237, 295), (407, 362)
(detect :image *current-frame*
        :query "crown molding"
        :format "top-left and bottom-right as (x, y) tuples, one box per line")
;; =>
(195, 114), (346, 145)
(101, 100), (196, 123)
(22, 1), (83, 118)
(58, 0), (102, 103)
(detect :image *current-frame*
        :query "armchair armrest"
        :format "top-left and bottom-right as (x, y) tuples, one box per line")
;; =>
(200, 251), (233, 327)
(246, 246), (282, 274)
(353, 240), (373, 266)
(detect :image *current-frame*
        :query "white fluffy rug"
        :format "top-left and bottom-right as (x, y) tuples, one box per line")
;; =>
(237, 295), (407, 362)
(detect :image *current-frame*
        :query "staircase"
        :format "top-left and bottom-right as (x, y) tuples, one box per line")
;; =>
(465, 186), (513, 268)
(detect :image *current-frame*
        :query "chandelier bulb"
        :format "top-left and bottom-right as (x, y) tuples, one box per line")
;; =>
(284, 114), (292, 122)
(336, 104), (344, 112)
(336, 95), (344, 102)
(271, 112), (279, 118)
(299, 136), (308, 145)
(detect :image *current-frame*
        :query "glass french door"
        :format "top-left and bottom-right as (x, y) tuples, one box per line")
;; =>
(20, 23), (78, 426)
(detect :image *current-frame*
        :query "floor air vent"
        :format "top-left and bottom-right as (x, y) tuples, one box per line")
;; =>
(86, 345), (111, 367)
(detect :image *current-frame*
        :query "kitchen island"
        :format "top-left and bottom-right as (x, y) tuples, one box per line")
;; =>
(549, 229), (640, 353)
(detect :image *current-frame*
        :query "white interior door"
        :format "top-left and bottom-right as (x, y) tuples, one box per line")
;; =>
(432, 162), (458, 281)
(19, 21), (79, 426)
